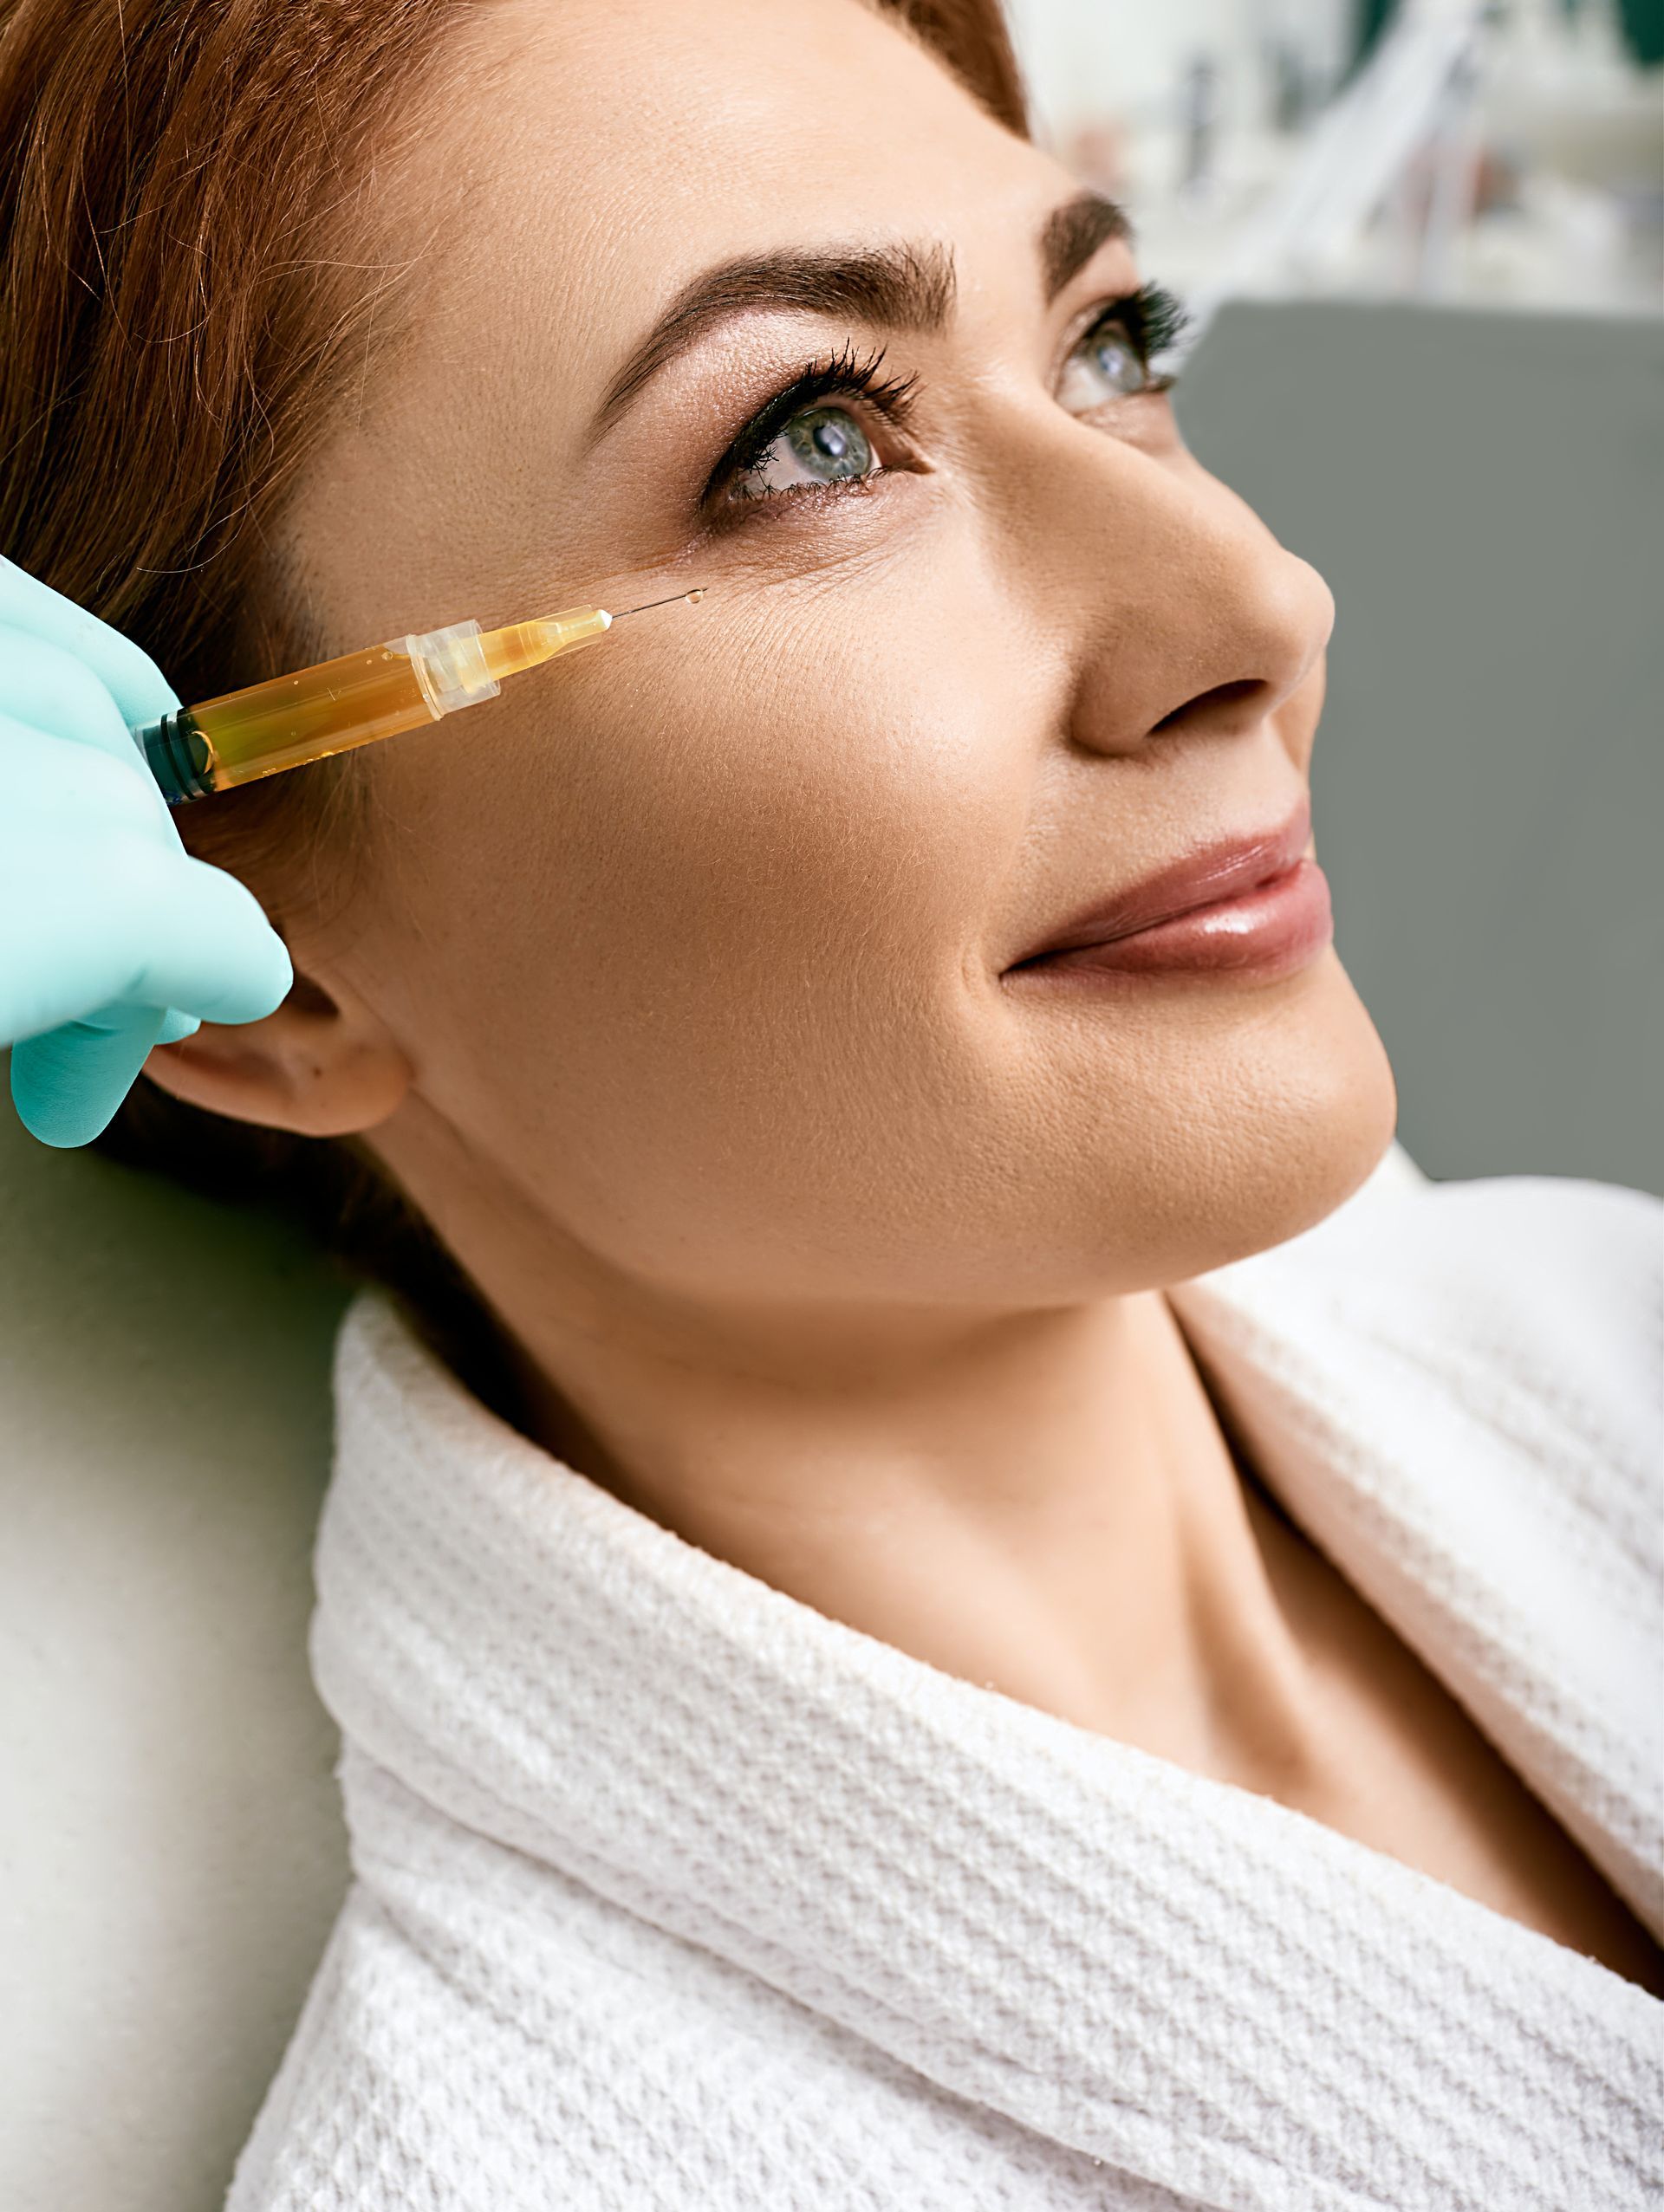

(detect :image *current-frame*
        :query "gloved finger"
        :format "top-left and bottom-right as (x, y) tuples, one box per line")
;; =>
(0, 625), (182, 842)
(155, 1009), (202, 1045)
(10, 1004), (168, 1149)
(0, 556), (179, 730)
(0, 703), (183, 866)
(117, 853), (294, 1027)
(0, 803), (289, 1041)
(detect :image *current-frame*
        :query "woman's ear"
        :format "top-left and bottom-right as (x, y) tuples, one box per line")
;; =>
(141, 968), (413, 1137)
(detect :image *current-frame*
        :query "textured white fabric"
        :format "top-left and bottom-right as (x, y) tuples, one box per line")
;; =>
(227, 1157), (1664, 2212)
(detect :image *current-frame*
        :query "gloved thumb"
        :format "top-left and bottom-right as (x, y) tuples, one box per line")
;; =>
(10, 1008), (170, 1148)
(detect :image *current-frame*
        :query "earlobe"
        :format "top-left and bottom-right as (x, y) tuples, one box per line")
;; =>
(141, 976), (413, 1138)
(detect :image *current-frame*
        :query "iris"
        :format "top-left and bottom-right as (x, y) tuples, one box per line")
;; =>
(1056, 314), (1149, 413)
(744, 404), (874, 494)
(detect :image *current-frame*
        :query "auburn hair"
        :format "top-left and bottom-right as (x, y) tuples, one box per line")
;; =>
(0, 0), (1027, 1398)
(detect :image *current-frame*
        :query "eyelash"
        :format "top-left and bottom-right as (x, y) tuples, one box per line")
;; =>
(1100, 279), (1190, 379)
(705, 282), (1189, 516)
(704, 339), (921, 507)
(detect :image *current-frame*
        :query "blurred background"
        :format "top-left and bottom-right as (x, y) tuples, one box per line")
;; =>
(1005, 0), (1661, 315)
(1007, 0), (1663, 1197)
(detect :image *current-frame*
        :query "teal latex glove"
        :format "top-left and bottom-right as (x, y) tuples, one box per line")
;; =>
(0, 557), (293, 1146)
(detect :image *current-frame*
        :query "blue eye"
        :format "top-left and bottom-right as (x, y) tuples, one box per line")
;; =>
(1057, 314), (1149, 412)
(736, 404), (876, 499)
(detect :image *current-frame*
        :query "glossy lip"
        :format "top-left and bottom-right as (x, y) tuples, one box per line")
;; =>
(1017, 858), (1333, 984)
(1006, 795), (1317, 967)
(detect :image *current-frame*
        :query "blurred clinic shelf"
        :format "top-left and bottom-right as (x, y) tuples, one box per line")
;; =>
(1010, 0), (1664, 321)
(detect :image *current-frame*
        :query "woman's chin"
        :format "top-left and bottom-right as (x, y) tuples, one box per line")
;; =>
(1151, 991), (1401, 1287)
(1025, 965), (1401, 1299)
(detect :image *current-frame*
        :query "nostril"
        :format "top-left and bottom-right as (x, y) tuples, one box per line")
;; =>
(1150, 678), (1263, 735)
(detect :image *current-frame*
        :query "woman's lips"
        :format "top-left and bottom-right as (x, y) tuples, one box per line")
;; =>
(1006, 796), (1333, 983)
(1026, 856), (1334, 980)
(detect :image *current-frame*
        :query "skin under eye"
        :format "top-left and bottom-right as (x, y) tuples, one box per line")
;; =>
(1056, 312), (1152, 415)
(733, 404), (877, 500)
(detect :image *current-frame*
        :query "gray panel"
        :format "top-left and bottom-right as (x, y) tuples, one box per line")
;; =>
(1177, 300), (1663, 1196)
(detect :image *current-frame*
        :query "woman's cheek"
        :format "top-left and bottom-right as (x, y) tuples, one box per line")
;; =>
(374, 563), (1024, 1065)
(700, 601), (1032, 923)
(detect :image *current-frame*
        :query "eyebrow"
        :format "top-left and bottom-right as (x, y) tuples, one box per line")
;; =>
(592, 239), (955, 440)
(1038, 189), (1133, 302)
(589, 189), (1131, 444)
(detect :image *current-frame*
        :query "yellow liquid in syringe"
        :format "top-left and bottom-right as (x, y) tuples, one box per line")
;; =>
(133, 594), (701, 805)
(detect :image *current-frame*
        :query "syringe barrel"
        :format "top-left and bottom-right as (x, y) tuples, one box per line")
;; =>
(134, 640), (439, 802)
(131, 608), (614, 805)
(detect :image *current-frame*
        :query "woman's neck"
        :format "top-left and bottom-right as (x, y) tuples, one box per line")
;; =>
(495, 1271), (1330, 1794)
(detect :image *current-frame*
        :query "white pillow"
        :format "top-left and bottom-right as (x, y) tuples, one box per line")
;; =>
(0, 1089), (351, 2212)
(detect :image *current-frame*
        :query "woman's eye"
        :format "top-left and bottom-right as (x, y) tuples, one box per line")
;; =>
(735, 404), (878, 500)
(1056, 315), (1149, 414)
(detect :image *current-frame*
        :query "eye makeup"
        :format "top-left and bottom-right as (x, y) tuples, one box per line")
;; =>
(702, 340), (921, 507)
(700, 280), (1190, 524)
(1057, 281), (1193, 416)
(1074, 279), (1190, 386)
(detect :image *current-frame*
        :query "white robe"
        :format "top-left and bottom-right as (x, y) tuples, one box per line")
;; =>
(227, 1150), (1664, 2211)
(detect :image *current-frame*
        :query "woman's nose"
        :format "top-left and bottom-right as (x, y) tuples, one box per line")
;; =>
(1027, 431), (1336, 761)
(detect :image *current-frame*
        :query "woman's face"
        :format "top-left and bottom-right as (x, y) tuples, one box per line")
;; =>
(181, 0), (1396, 1313)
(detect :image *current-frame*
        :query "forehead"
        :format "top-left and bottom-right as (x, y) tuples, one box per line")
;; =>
(285, 0), (1075, 632)
(407, 0), (1046, 401)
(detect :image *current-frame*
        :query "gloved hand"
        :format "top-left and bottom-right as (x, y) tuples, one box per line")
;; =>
(0, 556), (292, 1146)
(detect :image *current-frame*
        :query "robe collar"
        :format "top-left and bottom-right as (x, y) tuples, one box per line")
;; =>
(314, 1164), (1663, 2210)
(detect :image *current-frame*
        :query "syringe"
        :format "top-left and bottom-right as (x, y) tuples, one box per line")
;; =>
(130, 588), (706, 806)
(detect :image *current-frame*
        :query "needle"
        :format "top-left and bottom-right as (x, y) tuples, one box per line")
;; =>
(609, 587), (707, 619)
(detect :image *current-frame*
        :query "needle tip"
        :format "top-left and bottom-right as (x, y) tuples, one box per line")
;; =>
(611, 586), (710, 619)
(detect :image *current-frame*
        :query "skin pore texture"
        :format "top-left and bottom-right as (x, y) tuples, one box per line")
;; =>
(146, 0), (1662, 1994)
